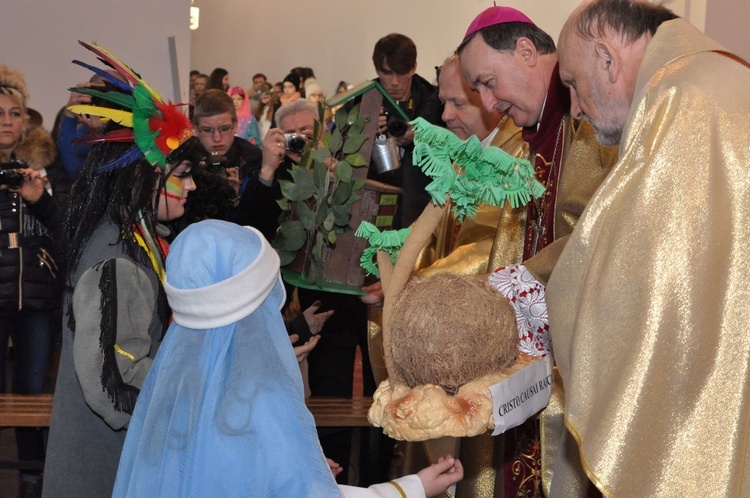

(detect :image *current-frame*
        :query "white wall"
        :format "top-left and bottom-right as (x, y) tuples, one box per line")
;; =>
(0, 0), (191, 128)
(189, 0), (585, 96)
(705, 0), (750, 61)
(0, 0), (735, 130)
(189, 0), (698, 97)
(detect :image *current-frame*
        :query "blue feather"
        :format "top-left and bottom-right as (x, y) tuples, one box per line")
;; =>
(72, 60), (132, 93)
(96, 146), (144, 173)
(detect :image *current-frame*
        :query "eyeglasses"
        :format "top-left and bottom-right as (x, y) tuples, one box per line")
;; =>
(197, 124), (235, 136)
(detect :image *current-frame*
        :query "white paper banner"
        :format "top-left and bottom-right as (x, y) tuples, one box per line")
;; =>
(490, 355), (553, 436)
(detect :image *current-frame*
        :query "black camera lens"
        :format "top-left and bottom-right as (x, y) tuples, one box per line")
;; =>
(0, 169), (24, 190)
(284, 134), (306, 155)
(204, 154), (228, 172)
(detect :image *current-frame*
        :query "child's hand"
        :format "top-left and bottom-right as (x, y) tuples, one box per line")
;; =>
(326, 457), (343, 478)
(417, 455), (463, 498)
(290, 334), (321, 363)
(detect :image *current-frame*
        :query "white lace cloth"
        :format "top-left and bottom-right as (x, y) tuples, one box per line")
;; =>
(488, 263), (552, 356)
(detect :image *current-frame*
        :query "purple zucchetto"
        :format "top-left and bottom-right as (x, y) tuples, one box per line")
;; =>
(464, 6), (535, 40)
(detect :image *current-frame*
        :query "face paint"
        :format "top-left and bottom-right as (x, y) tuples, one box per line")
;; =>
(164, 175), (184, 201)
(157, 160), (195, 221)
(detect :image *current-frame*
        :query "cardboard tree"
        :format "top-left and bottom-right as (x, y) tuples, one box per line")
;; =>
(281, 81), (409, 294)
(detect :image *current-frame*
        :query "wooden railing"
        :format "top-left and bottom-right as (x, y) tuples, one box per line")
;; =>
(0, 394), (372, 428)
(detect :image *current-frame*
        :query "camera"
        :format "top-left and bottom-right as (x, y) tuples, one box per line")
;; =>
(0, 161), (25, 190)
(204, 154), (229, 172)
(284, 134), (307, 155)
(382, 110), (409, 138)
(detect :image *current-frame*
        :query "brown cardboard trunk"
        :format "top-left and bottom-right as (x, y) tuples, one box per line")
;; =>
(287, 179), (401, 287)
(286, 85), (404, 289)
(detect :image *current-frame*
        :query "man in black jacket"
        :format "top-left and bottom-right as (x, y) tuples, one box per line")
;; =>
(370, 33), (444, 229)
(182, 89), (284, 240)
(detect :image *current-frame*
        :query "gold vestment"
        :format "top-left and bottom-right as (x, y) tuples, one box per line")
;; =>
(370, 112), (616, 496)
(547, 19), (750, 497)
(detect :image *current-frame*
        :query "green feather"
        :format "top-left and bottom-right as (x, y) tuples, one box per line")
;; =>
(132, 83), (165, 168)
(69, 87), (135, 110)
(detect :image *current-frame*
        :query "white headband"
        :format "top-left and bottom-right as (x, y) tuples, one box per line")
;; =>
(164, 226), (286, 329)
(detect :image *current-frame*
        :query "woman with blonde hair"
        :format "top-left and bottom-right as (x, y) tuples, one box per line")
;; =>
(0, 64), (71, 496)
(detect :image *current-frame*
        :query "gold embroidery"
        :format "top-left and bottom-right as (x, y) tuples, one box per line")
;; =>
(387, 480), (407, 498)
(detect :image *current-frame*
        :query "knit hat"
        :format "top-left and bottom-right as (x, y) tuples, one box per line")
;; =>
(304, 82), (324, 99)
(282, 73), (300, 91)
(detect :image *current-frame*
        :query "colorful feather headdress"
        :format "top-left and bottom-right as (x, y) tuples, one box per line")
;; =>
(67, 40), (193, 171)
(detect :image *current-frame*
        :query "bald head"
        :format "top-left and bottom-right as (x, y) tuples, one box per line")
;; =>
(439, 56), (502, 141)
(558, 0), (677, 145)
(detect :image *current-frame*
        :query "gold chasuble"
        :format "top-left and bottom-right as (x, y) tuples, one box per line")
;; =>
(415, 115), (528, 278)
(547, 19), (750, 497)
(373, 113), (617, 497)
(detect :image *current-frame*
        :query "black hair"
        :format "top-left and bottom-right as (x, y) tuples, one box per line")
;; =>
(457, 22), (556, 56)
(372, 33), (417, 74)
(207, 67), (229, 91)
(62, 127), (202, 279)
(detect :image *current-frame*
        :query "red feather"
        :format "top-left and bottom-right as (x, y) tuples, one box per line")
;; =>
(78, 40), (140, 87)
(150, 101), (193, 155)
(72, 128), (134, 145)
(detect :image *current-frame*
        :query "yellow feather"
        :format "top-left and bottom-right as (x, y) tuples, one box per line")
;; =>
(67, 105), (134, 128)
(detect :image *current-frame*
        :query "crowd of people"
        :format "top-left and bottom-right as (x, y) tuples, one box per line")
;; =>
(0, 0), (748, 496)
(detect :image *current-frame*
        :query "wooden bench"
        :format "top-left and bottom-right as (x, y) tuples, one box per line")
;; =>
(0, 394), (372, 428)
(0, 394), (372, 471)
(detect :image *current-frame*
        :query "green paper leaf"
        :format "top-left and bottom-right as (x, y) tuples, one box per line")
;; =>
(278, 250), (297, 267)
(323, 210), (336, 231)
(343, 134), (368, 154)
(334, 107), (348, 133)
(327, 230), (337, 244)
(351, 178), (366, 191)
(285, 169), (316, 200)
(312, 148), (331, 164)
(346, 153), (367, 167)
(349, 116), (367, 136)
(332, 204), (350, 225)
(332, 182), (352, 205)
(329, 128), (343, 155)
(276, 198), (290, 211)
(347, 104), (360, 126)
(307, 262), (322, 286)
(342, 192), (360, 208)
(313, 162), (328, 188)
(316, 203), (329, 224)
(297, 202), (316, 231)
(313, 232), (324, 263)
(277, 220), (306, 251)
(333, 160), (353, 184)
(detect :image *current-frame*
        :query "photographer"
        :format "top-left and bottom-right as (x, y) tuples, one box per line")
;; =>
(231, 97), (306, 239)
(0, 65), (70, 497)
(177, 89), (285, 241)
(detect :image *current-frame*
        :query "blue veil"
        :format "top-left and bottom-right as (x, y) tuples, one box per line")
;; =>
(113, 220), (341, 497)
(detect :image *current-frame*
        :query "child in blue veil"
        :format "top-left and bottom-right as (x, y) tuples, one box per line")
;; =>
(113, 220), (462, 497)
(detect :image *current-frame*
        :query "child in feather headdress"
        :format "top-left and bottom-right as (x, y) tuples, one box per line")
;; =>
(42, 41), (203, 497)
